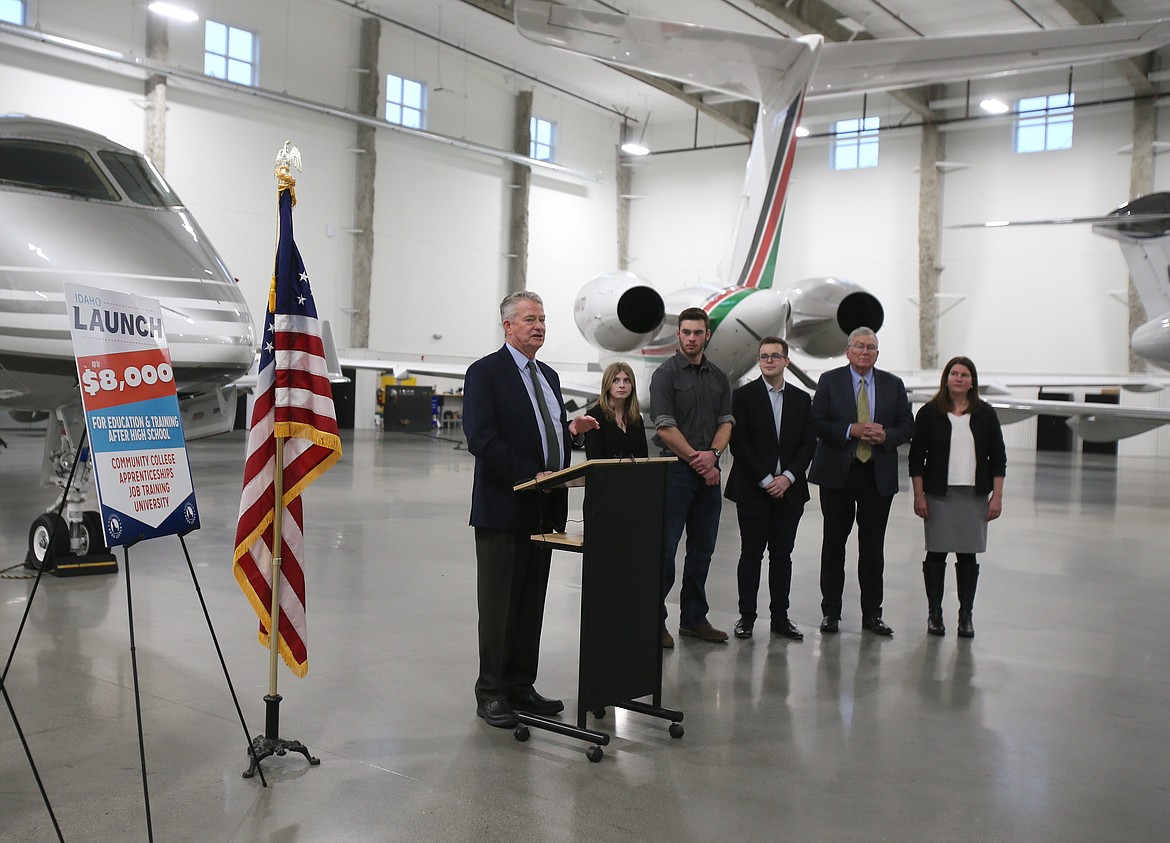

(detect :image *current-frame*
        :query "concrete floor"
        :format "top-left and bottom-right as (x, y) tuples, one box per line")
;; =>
(2, 427), (1168, 842)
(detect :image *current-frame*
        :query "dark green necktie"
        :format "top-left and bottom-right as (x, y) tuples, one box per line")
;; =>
(527, 360), (561, 472)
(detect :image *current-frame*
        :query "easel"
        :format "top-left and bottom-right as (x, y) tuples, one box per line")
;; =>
(2, 435), (266, 842)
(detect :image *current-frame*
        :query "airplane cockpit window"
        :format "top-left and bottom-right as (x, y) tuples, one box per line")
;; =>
(99, 151), (180, 208)
(0, 139), (120, 201)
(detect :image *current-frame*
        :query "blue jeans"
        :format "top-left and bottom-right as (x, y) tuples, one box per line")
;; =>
(662, 460), (722, 628)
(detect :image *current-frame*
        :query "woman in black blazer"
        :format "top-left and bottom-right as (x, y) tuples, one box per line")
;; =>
(584, 362), (648, 459)
(908, 356), (1006, 639)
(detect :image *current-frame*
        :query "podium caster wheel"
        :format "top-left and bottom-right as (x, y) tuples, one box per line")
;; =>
(592, 707), (607, 718)
(513, 725), (530, 742)
(586, 745), (603, 763)
(669, 723), (684, 739)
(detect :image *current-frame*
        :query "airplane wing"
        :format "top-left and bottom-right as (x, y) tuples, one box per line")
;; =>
(983, 397), (1170, 442)
(813, 18), (1170, 97)
(513, 0), (822, 103)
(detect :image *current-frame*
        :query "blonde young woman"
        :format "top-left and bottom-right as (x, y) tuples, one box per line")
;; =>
(584, 362), (648, 459)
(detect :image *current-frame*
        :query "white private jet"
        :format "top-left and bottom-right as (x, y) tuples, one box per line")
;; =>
(0, 115), (257, 565)
(351, 3), (1170, 441)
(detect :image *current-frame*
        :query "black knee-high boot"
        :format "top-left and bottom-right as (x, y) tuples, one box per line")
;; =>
(923, 554), (946, 636)
(956, 555), (979, 638)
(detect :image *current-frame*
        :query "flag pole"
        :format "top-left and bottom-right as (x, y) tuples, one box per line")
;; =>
(265, 433), (285, 697)
(242, 152), (322, 778)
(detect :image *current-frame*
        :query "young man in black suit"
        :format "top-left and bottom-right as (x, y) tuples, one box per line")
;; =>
(725, 337), (816, 641)
(808, 327), (915, 636)
(463, 291), (599, 728)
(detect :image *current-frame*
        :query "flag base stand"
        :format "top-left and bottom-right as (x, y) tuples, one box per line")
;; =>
(243, 693), (320, 778)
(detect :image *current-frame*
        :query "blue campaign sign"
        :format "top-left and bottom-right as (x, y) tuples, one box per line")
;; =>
(64, 283), (200, 547)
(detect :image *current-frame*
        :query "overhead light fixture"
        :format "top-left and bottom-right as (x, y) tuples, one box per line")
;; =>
(620, 115), (650, 156)
(795, 126), (810, 138)
(980, 98), (1009, 115)
(148, 2), (200, 23)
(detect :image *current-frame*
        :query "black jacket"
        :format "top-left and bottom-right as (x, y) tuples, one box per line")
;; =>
(908, 402), (1006, 496)
(583, 404), (648, 459)
(724, 377), (815, 508)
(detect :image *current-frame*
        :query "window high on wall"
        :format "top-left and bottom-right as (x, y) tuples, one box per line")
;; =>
(530, 117), (555, 162)
(1015, 93), (1074, 153)
(205, 20), (257, 86)
(0, 0), (24, 25)
(832, 116), (879, 170)
(385, 74), (425, 129)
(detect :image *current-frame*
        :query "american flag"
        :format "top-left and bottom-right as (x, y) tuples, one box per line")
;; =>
(233, 177), (341, 678)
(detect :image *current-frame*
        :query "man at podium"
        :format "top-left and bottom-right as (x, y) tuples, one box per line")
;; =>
(463, 291), (599, 729)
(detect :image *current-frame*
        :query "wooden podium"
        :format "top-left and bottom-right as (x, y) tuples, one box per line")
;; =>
(513, 457), (684, 762)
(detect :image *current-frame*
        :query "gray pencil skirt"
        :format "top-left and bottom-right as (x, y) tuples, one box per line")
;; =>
(924, 486), (988, 553)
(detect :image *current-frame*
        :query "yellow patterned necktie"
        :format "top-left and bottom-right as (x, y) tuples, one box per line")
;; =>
(856, 378), (871, 463)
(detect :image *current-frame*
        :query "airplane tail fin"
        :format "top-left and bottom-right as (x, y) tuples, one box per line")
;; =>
(514, 1), (821, 291)
(1093, 193), (1170, 367)
(1092, 193), (1170, 318)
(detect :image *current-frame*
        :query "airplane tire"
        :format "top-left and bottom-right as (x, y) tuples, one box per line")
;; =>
(28, 513), (68, 571)
(79, 511), (107, 555)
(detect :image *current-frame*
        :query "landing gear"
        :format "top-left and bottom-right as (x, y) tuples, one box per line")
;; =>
(28, 513), (68, 571)
(22, 407), (117, 576)
(77, 511), (108, 555)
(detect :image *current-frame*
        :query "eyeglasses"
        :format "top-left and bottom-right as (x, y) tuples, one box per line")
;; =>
(849, 343), (878, 353)
(758, 353), (787, 362)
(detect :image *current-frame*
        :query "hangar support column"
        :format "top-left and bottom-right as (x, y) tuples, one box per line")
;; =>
(617, 149), (632, 271)
(144, 13), (167, 172)
(508, 91), (533, 295)
(349, 17), (380, 349)
(917, 121), (943, 369)
(1128, 95), (1156, 372)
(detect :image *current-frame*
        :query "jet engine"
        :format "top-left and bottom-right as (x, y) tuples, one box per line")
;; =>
(783, 277), (885, 358)
(573, 271), (666, 352)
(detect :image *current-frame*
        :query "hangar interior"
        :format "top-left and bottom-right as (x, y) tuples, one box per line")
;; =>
(3, 0), (1170, 839)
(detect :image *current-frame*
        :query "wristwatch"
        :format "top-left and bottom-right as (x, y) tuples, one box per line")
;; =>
(711, 448), (723, 459)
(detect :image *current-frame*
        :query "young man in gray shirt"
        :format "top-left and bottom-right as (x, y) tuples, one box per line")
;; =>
(650, 307), (735, 647)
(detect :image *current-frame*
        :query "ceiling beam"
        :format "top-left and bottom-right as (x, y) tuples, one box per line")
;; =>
(1053, 0), (1155, 95)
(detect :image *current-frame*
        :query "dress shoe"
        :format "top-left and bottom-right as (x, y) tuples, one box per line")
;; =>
(733, 617), (754, 639)
(508, 689), (564, 716)
(662, 623), (675, 649)
(679, 622), (729, 643)
(770, 618), (804, 641)
(862, 616), (894, 636)
(819, 616), (839, 634)
(476, 700), (519, 728)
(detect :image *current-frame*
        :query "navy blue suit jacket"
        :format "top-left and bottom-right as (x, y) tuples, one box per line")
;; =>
(807, 365), (915, 497)
(464, 345), (570, 532)
(724, 378), (815, 509)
